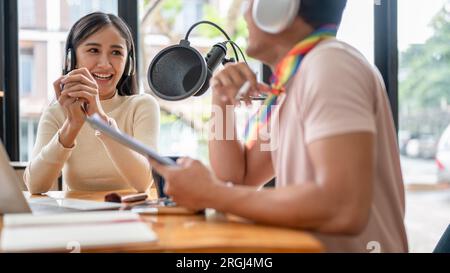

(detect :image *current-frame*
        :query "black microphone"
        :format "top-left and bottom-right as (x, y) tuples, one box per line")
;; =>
(195, 42), (227, 97)
(147, 21), (242, 101)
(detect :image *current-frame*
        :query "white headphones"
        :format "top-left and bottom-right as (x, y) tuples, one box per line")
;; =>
(252, 0), (301, 34)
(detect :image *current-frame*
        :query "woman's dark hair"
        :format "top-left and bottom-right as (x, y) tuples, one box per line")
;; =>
(65, 12), (137, 96)
(298, 0), (348, 29)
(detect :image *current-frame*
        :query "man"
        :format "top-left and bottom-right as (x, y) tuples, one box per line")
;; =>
(150, 0), (408, 252)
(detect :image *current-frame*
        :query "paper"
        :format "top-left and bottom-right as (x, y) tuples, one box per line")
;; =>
(1, 211), (157, 252)
(28, 197), (122, 211)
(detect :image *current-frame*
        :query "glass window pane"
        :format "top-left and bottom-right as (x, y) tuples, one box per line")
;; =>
(19, 48), (34, 96)
(139, 0), (259, 163)
(398, 0), (450, 252)
(61, 0), (117, 30)
(338, 0), (374, 63)
(18, 0), (118, 162)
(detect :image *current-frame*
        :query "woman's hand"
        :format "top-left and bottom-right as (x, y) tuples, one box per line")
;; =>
(53, 76), (86, 128)
(60, 68), (109, 122)
(53, 76), (87, 148)
(210, 62), (271, 106)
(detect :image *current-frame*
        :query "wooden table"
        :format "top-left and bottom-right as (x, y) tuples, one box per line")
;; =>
(0, 190), (324, 253)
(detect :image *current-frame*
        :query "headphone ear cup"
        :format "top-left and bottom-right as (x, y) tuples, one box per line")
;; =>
(126, 55), (134, 76)
(64, 48), (76, 75)
(253, 0), (301, 34)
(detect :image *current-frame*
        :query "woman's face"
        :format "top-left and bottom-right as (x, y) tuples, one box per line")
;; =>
(75, 25), (128, 99)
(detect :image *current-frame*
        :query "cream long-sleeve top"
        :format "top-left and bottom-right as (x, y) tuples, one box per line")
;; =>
(24, 92), (160, 193)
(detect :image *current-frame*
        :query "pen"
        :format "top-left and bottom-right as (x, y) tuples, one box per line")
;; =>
(235, 81), (252, 100)
(121, 193), (148, 203)
(235, 71), (260, 101)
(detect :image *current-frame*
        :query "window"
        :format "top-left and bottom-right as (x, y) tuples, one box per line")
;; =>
(139, 0), (258, 163)
(398, 0), (450, 252)
(18, 0), (118, 161)
(19, 48), (34, 96)
(20, 119), (39, 161)
(181, 0), (205, 33)
(61, 0), (117, 30)
(338, 0), (374, 62)
(18, 0), (47, 29)
(18, 0), (35, 27)
(399, 0), (450, 178)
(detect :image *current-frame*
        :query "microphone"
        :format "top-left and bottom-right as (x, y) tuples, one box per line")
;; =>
(147, 21), (242, 101)
(196, 41), (228, 97)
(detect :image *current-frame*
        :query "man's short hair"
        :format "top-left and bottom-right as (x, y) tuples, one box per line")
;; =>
(298, 0), (348, 28)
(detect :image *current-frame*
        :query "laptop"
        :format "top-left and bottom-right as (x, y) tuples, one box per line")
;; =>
(0, 141), (122, 215)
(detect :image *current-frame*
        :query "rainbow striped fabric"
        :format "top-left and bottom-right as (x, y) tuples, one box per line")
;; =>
(244, 25), (338, 147)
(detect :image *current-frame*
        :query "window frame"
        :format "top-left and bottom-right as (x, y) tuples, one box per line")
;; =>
(0, 0), (20, 161)
(375, 0), (398, 133)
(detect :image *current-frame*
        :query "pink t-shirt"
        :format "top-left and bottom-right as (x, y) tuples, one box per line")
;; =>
(270, 39), (408, 253)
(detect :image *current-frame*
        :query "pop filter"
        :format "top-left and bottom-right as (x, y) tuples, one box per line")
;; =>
(147, 21), (242, 101)
(148, 40), (208, 101)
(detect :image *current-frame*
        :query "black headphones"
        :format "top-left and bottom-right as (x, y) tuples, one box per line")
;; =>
(63, 42), (134, 77)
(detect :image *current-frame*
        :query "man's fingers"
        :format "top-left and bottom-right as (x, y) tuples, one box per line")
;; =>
(163, 183), (172, 196)
(211, 79), (235, 104)
(211, 63), (258, 105)
(216, 73), (235, 90)
(176, 157), (193, 167)
(237, 63), (258, 90)
(225, 67), (246, 88)
(148, 158), (170, 178)
(210, 78), (222, 89)
(257, 82), (272, 93)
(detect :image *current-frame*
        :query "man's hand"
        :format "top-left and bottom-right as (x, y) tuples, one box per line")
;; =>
(149, 157), (222, 210)
(211, 62), (270, 106)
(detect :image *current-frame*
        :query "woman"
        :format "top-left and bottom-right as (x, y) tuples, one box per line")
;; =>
(25, 12), (160, 193)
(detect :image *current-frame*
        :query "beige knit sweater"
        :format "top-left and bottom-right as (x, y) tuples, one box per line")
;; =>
(24, 92), (160, 193)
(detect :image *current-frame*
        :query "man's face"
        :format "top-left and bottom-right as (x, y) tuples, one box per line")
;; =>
(243, 0), (270, 60)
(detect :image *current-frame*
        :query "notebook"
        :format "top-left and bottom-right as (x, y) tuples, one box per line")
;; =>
(1, 211), (157, 252)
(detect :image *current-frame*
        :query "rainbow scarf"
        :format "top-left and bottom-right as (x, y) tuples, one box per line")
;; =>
(244, 25), (338, 147)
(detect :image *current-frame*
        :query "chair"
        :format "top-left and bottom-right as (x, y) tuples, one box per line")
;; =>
(433, 225), (450, 253)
